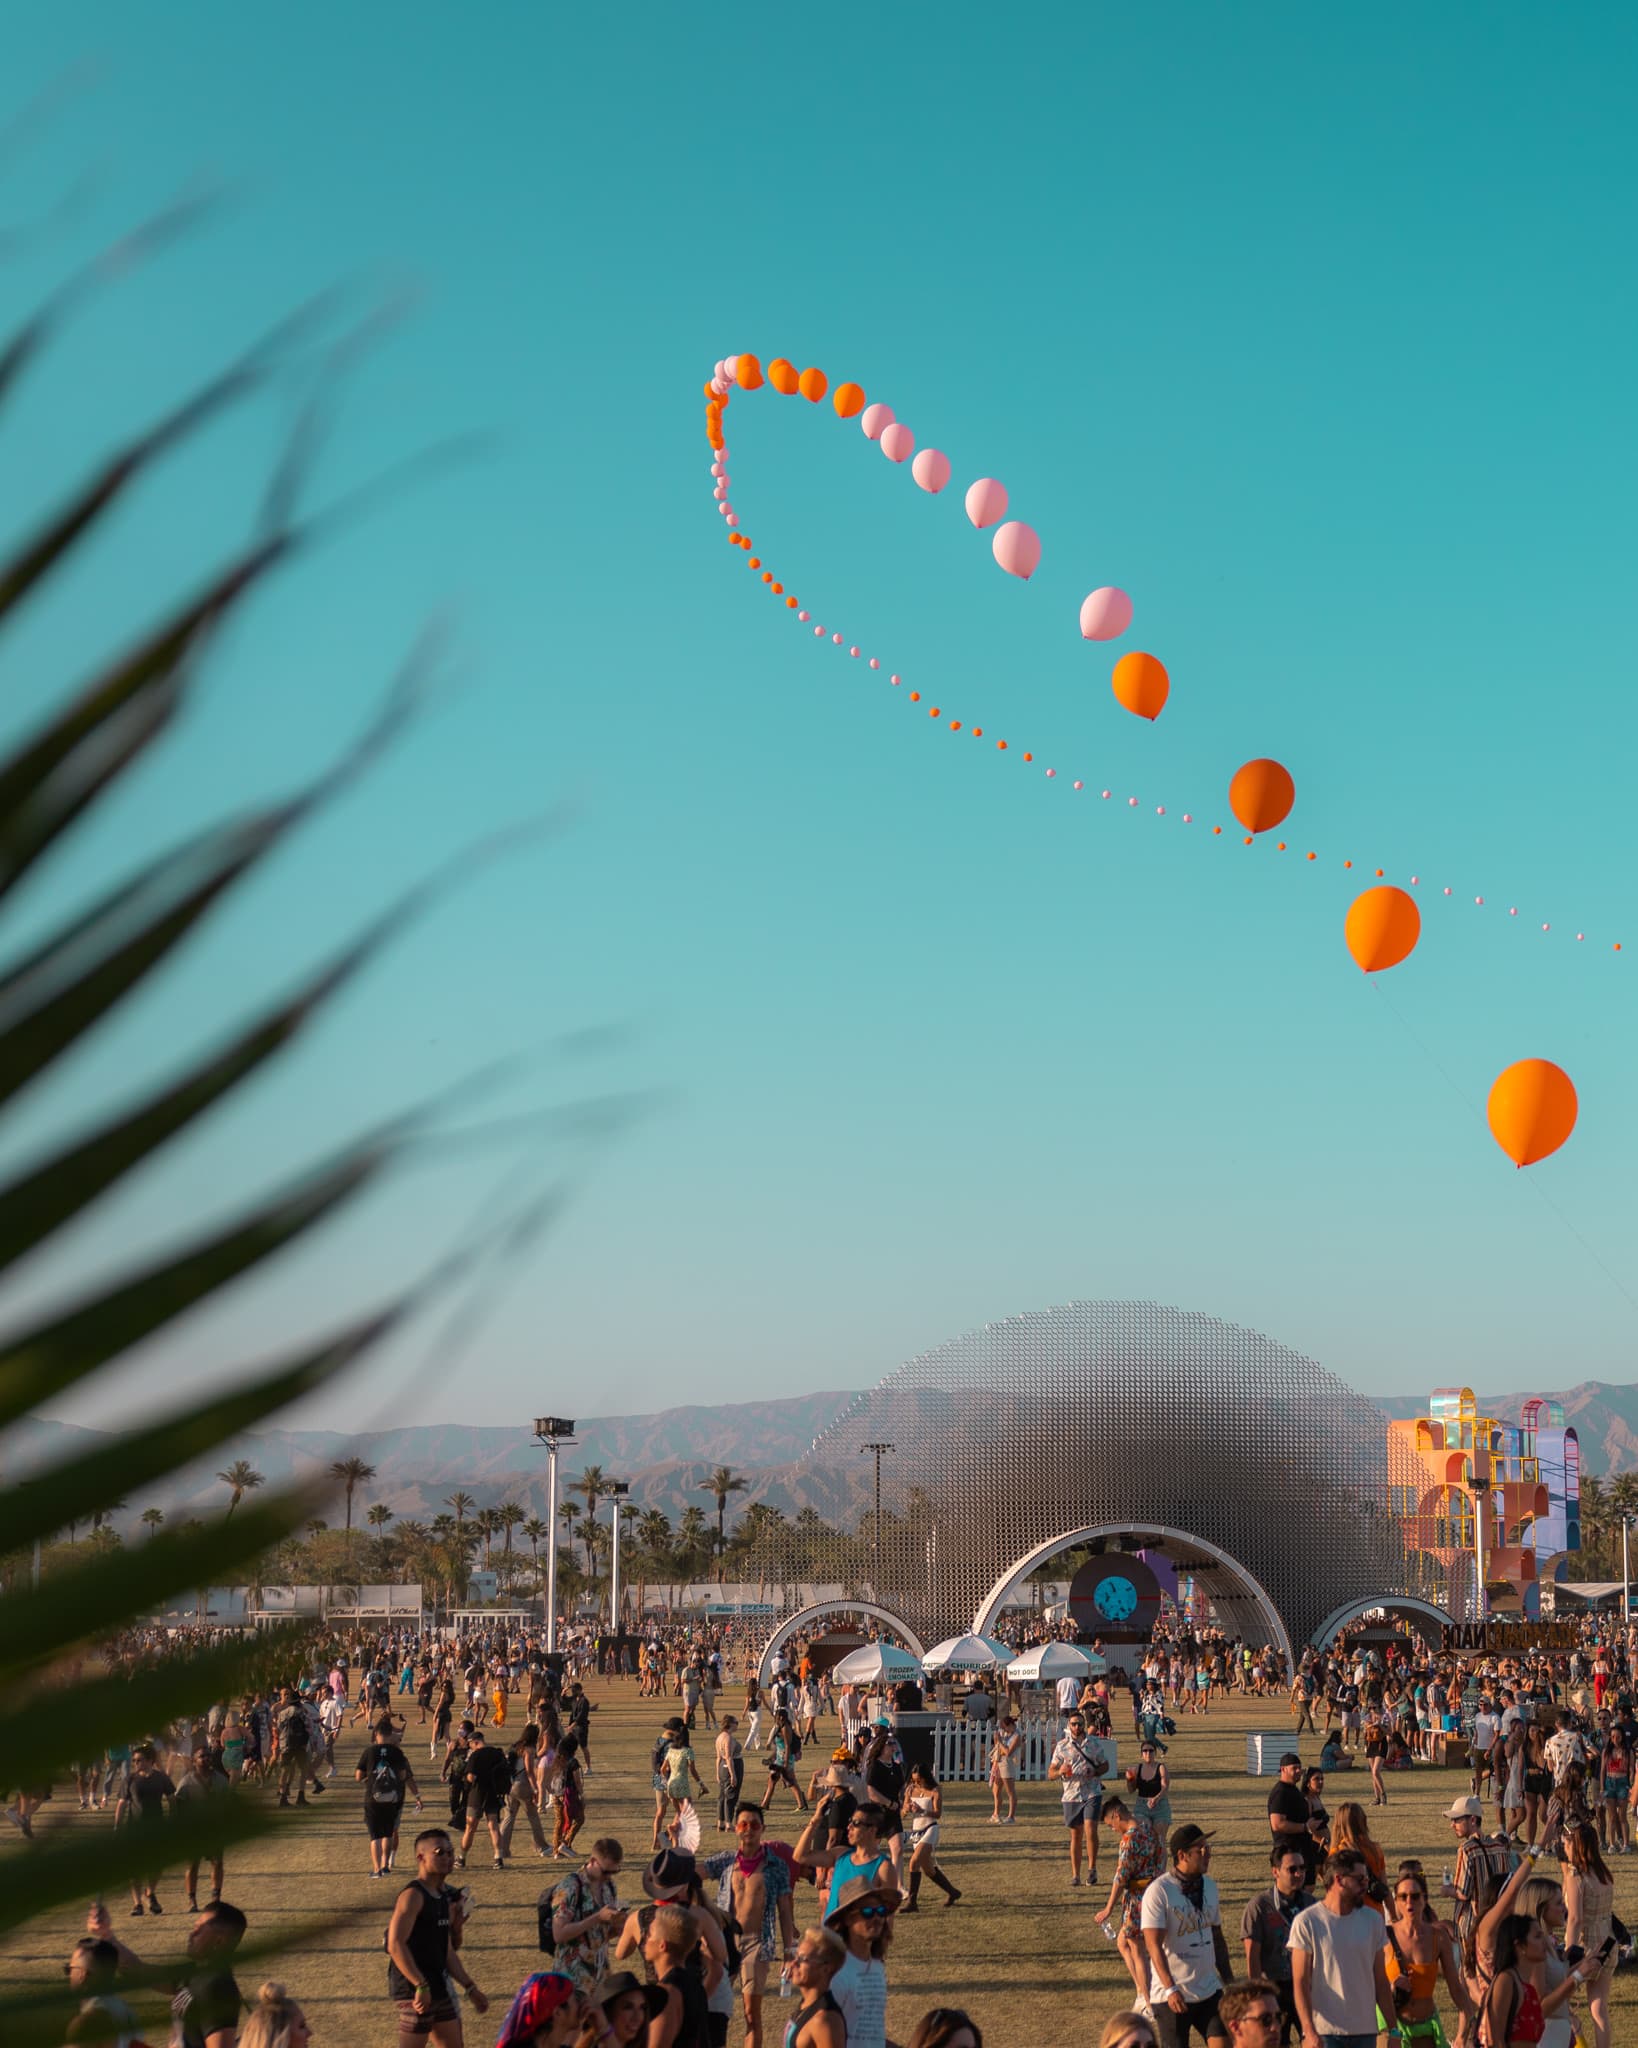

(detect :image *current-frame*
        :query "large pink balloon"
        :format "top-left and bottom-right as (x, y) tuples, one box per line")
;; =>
(880, 422), (914, 463)
(964, 477), (1008, 529)
(860, 402), (895, 441)
(911, 448), (951, 493)
(992, 520), (1041, 580)
(711, 462), (725, 478)
(720, 359), (737, 384)
(1079, 587), (1133, 640)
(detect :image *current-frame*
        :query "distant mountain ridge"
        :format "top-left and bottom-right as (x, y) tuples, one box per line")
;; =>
(18, 1380), (1638, 1537)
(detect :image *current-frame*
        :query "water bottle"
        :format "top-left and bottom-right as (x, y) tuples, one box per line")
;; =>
(778, 1966), (794, 1999)
(1101, 1918), (1120, 1942)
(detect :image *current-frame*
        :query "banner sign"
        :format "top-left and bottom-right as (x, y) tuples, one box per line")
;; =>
(1441, 1621), (1581, 1653)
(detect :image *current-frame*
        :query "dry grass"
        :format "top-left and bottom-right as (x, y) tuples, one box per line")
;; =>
(4, 1682), (1637, 2044)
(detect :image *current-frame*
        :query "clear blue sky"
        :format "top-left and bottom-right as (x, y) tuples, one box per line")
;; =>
(6, 3), (1636, 1435)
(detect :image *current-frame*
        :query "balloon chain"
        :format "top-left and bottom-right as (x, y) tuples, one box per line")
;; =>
(703, 355), (1624, 958)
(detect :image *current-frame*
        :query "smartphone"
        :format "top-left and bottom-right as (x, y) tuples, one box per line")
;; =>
(1595, 1935), (1617, 1965)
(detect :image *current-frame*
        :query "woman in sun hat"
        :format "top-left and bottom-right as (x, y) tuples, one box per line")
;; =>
(824, 1872), (899, 2048)
(573, 1971), (667, 2048)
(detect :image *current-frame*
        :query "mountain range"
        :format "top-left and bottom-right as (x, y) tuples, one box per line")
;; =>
(17, 1379), (1636, 1538)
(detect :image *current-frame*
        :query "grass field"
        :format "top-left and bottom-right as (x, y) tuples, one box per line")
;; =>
(6, 1683), (1637, 2044)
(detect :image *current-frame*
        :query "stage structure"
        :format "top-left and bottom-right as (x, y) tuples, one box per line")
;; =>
(744, 1301), (1429, 1662)
(1386, 1387), (1581, 1620)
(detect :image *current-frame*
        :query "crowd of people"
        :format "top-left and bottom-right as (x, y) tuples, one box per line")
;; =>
(25, 1612), (1638, 2048)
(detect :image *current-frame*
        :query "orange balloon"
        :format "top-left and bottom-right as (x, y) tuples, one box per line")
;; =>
(833, 382), (866, 418)
(702, 380), (717, 399)
(736, 354), (764, 390)
(1110, 652), (1170, 722)
(1487, 1058), (1578, 1168)
(1229, 758), (1295, 835)
(768, 357), (800, 395)
(798, 366), (828, 403)
(1344, 885), (1421, 974)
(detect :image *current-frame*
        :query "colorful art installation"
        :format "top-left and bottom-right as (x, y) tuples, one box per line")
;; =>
(1386, 1387), (1581, 1620)
(704, 354), (1605, 1165)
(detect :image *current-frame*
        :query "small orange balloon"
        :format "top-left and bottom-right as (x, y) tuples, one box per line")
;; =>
(798, 366), (828, 403)
(748, 557), (760, 569)
(786, 596), (798, 607)
(973, 727), (982, 737)
(771, 581), (783, 594)
(833, 382), (866, 418)
(702, 380), (717, 399)
(736, 354), (764, 390)
(1344, 885), (1421, 974)
(1487, 1058), (1578, 1168)
(768, 357), (799, 395)
(1023, 752), (1033, 762)
(761, 571), (773, 583)
(909, 690), (921, 701)
(1110, 651), (1170, 722)
(997, 740), (1007, 750)
(1228, 758), (1295, 835)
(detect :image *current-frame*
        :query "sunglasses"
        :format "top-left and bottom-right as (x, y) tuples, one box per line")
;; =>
(1243, 2012), (1281, 2028)
(851, 1902), (893, 1921)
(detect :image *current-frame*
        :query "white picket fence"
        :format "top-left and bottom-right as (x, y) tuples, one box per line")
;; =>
(932, 1716), (1117, 1785)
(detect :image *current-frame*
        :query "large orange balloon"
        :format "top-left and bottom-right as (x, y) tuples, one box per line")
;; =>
(1229, 758), (1295, 835)
(798, 366), (828, 403)
(832, 381), (865, 418)
(1487, 1058), (1578, 1168)
(1110, 652), (1169, 722)
(736, 354), (764, 390)
(768, 357), (800, 395)
(1344, 885), (1421, 973)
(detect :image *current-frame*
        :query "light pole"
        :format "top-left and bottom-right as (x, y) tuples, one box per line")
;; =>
(532, 1417), (576, 1655)
(607, 1481), (631, 1631)
(1623, 1515), (1635, 1629)
(860, 1442), (894, 1597)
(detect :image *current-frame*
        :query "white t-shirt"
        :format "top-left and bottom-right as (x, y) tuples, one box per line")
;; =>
(832, 1950), (887, 2048)
(1056, 1675), (1081, 1710)
(1139, 1871), (1222, 2004)
(1288, 1900), (1387, 2035)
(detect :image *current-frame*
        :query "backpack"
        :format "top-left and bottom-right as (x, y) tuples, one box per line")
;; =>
(537, 1870), (587, 1956)
(367, 1755), (399, 1806)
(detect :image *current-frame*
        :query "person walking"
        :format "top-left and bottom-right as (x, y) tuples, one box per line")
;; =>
(126, 1743), (175, 1917)
(782, 1927), (848, 2048)
(713, 1715), (745, 1833)
(1562, 1822), (1616, 2048)
(1098, 1796), (1167, 2014)
(827, 1871), (899, 2048)
(385, 1828), (490, 2047)
(1288, 1849), (1396, 2048)
(175, 1745), (231, 1913)
(1139, 1823), (1231, 2048)
(356, 1716), (422, 1878)
(458, 1727), (512, 1870)
(1240, 1845), (1314, 2045)
(901, 1763), (962, 1911)
(1381, 1863), (1473, 2047)
(989, 1714), (1020, 1824)
(1049, 1711), (1106, 1890)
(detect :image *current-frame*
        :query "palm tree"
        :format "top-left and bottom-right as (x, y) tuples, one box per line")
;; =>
(700, 1466), (748, 1578)
(677, 1505), (711, 1587)
(475, 1506), (500, 1571)
(331, 1456), (376, 1546)
(444, 1491), (475, 1537)
(522, 1516), (548, 1586)
(497, 1501), (525, 1558)
(570, 1466), (608, 1575)
(140, 1507), (164, 1537)
(218, 1459), (265, 1520)
(90, 1498), (128, 1536)
(558, 1499), (585, 1582)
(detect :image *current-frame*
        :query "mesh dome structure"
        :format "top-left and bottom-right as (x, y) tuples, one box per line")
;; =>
(751, 1300), (1426, 1658)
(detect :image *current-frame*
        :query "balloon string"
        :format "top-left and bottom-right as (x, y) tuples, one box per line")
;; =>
(707, 353), (1626, 957)
(1369, 978), (1638, 1320)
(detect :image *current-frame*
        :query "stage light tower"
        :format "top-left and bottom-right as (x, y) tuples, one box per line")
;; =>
(532, 1417), (577, 1653)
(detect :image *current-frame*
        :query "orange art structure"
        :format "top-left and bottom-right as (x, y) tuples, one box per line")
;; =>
(1387, 1387), (1581, 1618)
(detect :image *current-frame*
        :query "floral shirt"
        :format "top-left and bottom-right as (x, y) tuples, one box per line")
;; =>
(550, 1866), (617, 1990)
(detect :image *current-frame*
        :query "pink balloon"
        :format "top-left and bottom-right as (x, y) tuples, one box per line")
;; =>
(880, 422), (914, 463)
(890, 674), (901, 685)
(710, 377), (729, 397)
(868, 657), (880, 670)
(725, 514), (737, 527)
(814, 626), (824, 637)
(860, 403), (894, 441)
(711, 462), (725, 478)
(849, 646), (860, 658)
(964, 477), (1008, 529)
(991, 520), (1041, 580)
(911, 448), (951, 493)
(713, 486), (726, 500)
(1079, 587), (1133, 641)
(720, 360), (737, 384)
(798, 610), (810, 621)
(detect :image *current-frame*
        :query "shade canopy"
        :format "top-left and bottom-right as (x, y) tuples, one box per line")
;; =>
(832, 1641), (924, 1685)
(921, 1633), (1014, 1673)
(1004, 1642), (1107, 1683)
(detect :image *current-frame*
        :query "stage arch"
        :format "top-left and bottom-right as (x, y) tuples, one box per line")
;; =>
(756, 1601), (926, 1687)
(1310, 1594), (1450, 1650)
(971, 1522), (1296, 1674)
